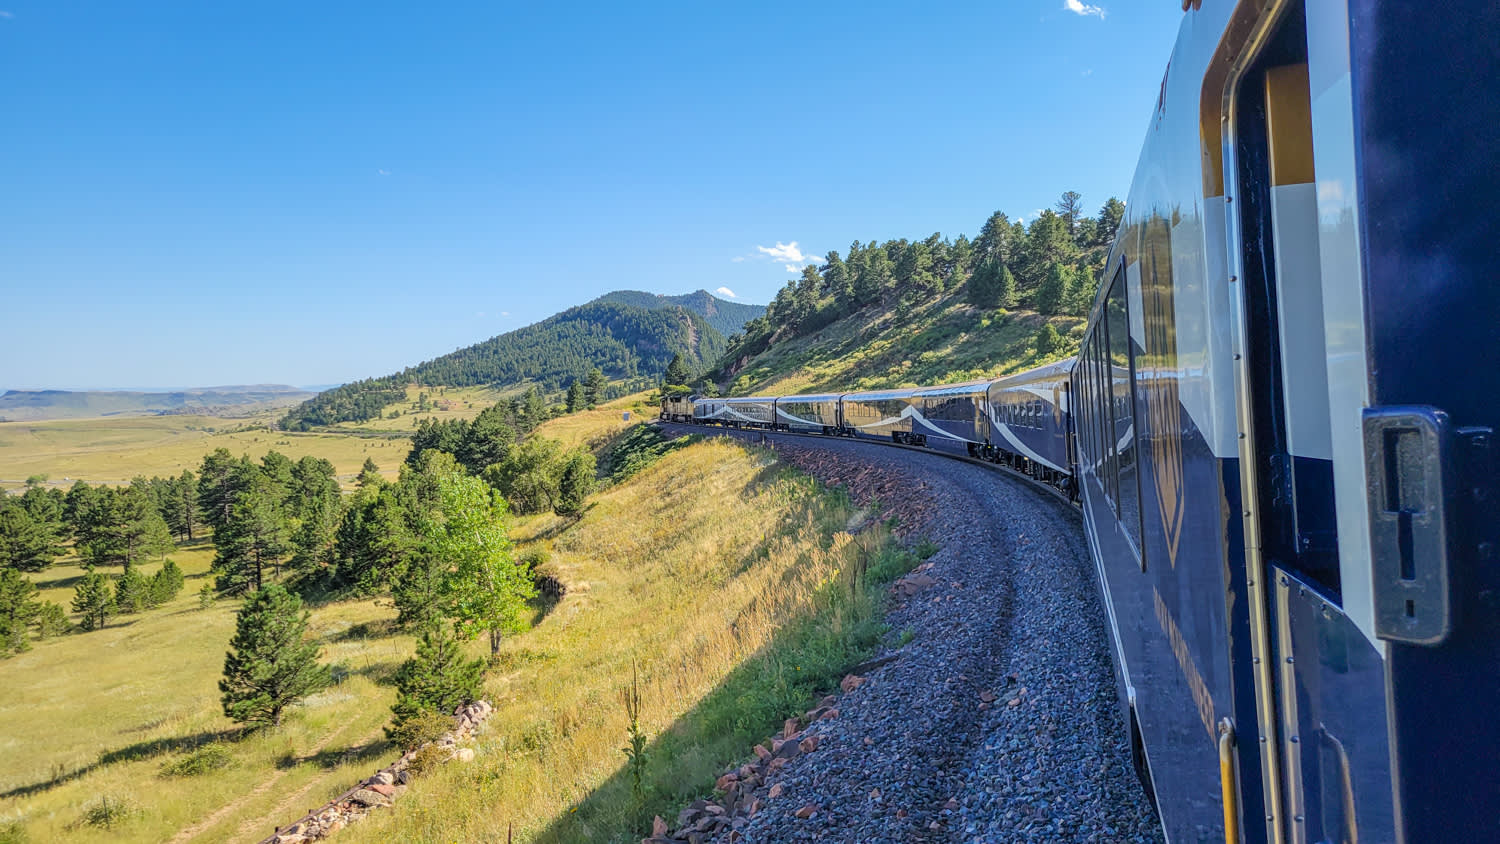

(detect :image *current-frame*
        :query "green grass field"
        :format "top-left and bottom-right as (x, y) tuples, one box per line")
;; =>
(0, 546), (419, 844)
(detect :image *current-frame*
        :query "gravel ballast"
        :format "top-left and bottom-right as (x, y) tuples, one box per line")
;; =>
(663, 425), (1163, 844)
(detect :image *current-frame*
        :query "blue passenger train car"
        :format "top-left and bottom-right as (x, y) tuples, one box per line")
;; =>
(773, 394), (841, 434)
(1070, 1), (1500, 841)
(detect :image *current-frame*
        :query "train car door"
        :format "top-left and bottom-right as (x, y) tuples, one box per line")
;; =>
(1225, 2), (1395, 842)
(1344, 3), (1500, 841)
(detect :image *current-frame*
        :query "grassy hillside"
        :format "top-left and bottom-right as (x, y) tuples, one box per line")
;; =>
(718, 288), (1083, 396)
(281, 300), (726, 430)
(0, 429), (912, 844)
(0, 386), (313, 423)
(0, 546), (414, 844)
(592, 289), (766, 338)
(345, 437), (914, 843)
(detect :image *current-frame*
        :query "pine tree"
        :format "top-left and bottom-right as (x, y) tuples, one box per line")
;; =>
(387, 624), (485, 747)
(565, 380), (586, 414)
(1036, 323), (1063, 356)
(555, 450), (597, 517)
(663, 353), (692, 389)
(823, 250), (853, 309)
(71, 567), (115, 631)
(212, 474), (291, 595)
(584, 368), (607, 408)
(219, 584), (331, 728)
(1036, 262), (1077, 315)
(356, 458), (384, 490)
(150, 559), (186, 606)
(0, 499), (62, 572)
(115, 567), (151, 613)
(288, 456), (342, 581)
(0, 567), (40, 656)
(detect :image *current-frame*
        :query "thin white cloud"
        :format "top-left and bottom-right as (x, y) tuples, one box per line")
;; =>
(377, 169), (391, 176)
(730, 256), (746, 263)
(1064, 0), (1105, 18)
(476, 311), (486, 317)
(501, 311), (510, 317)
(756, 240), (820, 273)
(715, 286), (737, 298)
(0, 11), (13, 18)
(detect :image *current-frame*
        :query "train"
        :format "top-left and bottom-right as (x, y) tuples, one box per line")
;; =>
(664, 1), (1500, 841)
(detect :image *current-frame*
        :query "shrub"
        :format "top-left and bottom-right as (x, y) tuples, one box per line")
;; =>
(31, 602), (69, 639)
(386, 625), (484, 749)
(161, 744), (235, 777)
(403, 742), (448, 778)
(386, 709), (453, 753)
(149, 559), (185, 606)
(1035, 323), (1062, 356)
(0, 818), (26, 844)
(75, 795), (136, 830)
(114, 569), (150, 614)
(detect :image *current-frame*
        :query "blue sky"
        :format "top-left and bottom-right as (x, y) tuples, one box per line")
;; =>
(0, 1), (1182, 389)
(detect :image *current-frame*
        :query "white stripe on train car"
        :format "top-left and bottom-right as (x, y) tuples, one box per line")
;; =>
(985, 407), (1065, 473)
(1270, 181), (1333, 461)
(1308, 0), (1377, 646)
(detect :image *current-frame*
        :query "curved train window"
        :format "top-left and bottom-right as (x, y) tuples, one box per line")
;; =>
(1104, 266), (1142, 555)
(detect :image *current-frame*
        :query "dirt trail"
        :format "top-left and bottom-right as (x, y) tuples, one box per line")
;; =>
(168, 720), (371, 844)
(229, 725), (387, 842)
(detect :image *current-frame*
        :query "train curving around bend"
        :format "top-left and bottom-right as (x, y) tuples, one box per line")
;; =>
(665, 2), (1500, 841)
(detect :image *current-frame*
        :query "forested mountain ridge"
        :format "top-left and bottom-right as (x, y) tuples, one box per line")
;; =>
(592, 289), (767, 338)
(704, 191), (1121, 396)
(279, 300), (726, 430)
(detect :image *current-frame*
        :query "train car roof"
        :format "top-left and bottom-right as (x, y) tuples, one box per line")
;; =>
(988, 358), (1075, 389)
(841, 387), (920, 401)
(722, 396), (776, 404)
(911, 380), (992, 398)
(774, 393), (842, 403)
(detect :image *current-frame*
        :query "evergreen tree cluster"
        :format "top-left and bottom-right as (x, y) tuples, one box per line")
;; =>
(280, 301), (726, 430)
(723, 192), (1124, 367)
(198, 448), (343, 596)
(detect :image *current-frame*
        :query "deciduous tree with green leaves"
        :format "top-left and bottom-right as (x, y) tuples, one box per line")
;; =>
(418, 463), (535, 657)
(219, 584), (330, 729)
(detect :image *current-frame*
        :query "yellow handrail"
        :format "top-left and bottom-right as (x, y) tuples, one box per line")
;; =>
(1219, 718), (1240, 843)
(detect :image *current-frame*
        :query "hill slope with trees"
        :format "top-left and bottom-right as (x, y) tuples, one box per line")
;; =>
(280, 300), (727, 430)
(706, 190), (1122, 396)
(591, 289), (767, 338)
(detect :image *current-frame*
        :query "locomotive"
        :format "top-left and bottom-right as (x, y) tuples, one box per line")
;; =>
(664, 1), (1500, 840)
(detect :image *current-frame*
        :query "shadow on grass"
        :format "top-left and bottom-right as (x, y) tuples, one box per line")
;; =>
(325, 618), (401, 643)
(0, 728), (242, 800)
(277, 736), (391, 772)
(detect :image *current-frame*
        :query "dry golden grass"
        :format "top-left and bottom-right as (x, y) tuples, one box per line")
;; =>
(343, 438), (908, 844)
(532, 392), (655, 452)
(328, 385), (517, 433)
(0, 414), (410, 492)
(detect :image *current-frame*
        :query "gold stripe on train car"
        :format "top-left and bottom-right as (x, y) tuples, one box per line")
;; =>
(1264, 63), (1315, 186)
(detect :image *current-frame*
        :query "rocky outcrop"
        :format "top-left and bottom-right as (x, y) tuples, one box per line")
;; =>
(258, 700), (492, 844)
